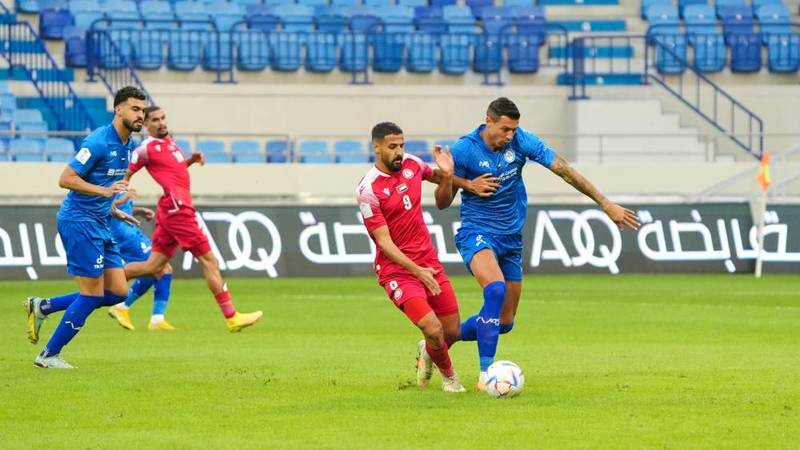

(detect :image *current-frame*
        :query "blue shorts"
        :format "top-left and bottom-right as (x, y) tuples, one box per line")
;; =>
(58, 218), (124, 278)
(455, 228), (524, 282)
(112, 225), (152, 263)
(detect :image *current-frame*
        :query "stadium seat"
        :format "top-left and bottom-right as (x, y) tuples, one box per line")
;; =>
(640, 0), (672, 19)
(443, 6), (477, 34)
(715, 0), (747, 17)
(0, 120), (10, 153)
(315, 11), (348, 33)
(430, 0), (457, 6)
(197, 140), (229, 163)
(167, 32), (202, 70)
(372, 33), (406, 72)
(236, 31), (270, 71)
(104, 0), (141, 22)
(305, 33), (338, 72)
(44, 138), (75, 162)
(210, 2), (247, 32)
(653, 34), (688, 74)
(729, 33), (762, 72)
(398, 0), (427, 6)
(174, 139), (192, 156)
(132, 31), (165, 70)
(331, 0), (361, 5)
(766, 33), (799, 72)
(473, 34), (503, 74)
(721, 6), (754, 42)
(39, 8), (73, 40)
(504, 0), (535, 6)
(14, 109), (44, 125)
(273, 4), (315, 33)
(684, 4), (718, 40)
(404, 139), (432, 162)
(266, 140), (290, 163)
(377, 6), (415, 33)
(415, 7), (447, 37)
(10, 139), (44, 162)
(72, 11), (104, 30)
(175, 2), (212, 30)
(298, 0), (329, 6)
(269, 32), (303, 71)
(64, 26), (88, 67)
(348, 7), (381, 33)
(339, 33), (369, 72)
(440, 33), (471, 74)
(0, 93), (16, 118)
(334, 140), (367, 163)
(17, 122), (49, 145)
(364, 0), (394, 6)
(231, 140), (265, 163)
(298, 140), (334, 163)
(691, 33), (725, 72)
(512, 6), (547, 42)
(465, 0), (493, 16)
(476, 6), (513, 36)
(507, 33), (542, 73)
(247, 14), (280, 33)
(202, 34), (234, 71)
(757, 5), (790, 43)
(138, 1), (174, 18)
(678, 0), (707, 18)
(407, 33), (437, 73)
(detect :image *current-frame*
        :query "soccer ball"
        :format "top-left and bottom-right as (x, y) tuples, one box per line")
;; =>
(485, 361), (524, 398)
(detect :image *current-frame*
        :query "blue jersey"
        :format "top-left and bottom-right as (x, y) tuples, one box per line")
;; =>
(452, 125), (556, 235)
(58, 124), (134, 223)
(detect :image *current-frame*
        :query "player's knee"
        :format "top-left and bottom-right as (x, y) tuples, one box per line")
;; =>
(422, 320), (444, 342)
(499, 322), (515, 335)
(443, 325), (460, 344)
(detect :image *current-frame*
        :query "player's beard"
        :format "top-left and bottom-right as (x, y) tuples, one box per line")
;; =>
(156, 129), (169, 138)
(123, 118), (143, 133)
(384, 154), (402, 172)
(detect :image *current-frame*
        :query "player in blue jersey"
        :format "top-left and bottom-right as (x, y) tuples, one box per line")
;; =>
(22, 86), (148, 369)
(439, 98), (640, 389)
(106, 188), (176, 331)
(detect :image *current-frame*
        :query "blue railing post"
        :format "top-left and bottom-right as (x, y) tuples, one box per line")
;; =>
(568, 36), (588, 100)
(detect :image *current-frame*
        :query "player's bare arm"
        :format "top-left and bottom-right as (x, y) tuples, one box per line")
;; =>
(549, 155), (640, 230)
(371, 225), (442, 295)
(133, 206), (156, 221)
(59, 166), (128, 198)
(431, 145), (454, 210)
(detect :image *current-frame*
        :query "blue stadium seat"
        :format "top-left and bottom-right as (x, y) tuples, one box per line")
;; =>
(174, 139), (192, 156)
(364, 0), (394, 6)
(0, 93), (16, 118)
(653, 34), (688, 74)
(18, 0), (44, 13)
(721, 6), (754, 44)
(504, 0), (534, 6)
(167, 32), (202, 70)
(331, 0), (360, 5)
(210, 2), (246, 31)
(372, 33), (406, 72)
(684, 4), (718, 40)
(334, 140), (367, 163)
(407, 33), (437, 72)
(104, 0), (141, 21)
(466, 0), (493, 16)
(132, 31), (165, 70)
(729, 33), (762, 72)
(10, 139), (44, 162)
(39, 8), (73, 40)
(18, 122), (49, 145)
(476, 6), (513, 35)
(507, 33), (542, 73)
(347, 6), (381, 33)
(266, 140), (290, 163)
(440, 33), (471, 74)
(766, 33), (799, 72)
(236, 31), (270, 71)
(691, 33), (725, 72)
(70, 0), (101, 13)
(298, 0), (330, 6)
(175, 2), (212, 30)
(245, 3), (273, 16)
(306, 33), (338, 72)
(404, 139), (432, 162)
(273, 4), (315, 32)
(44, 138), (75, 162)
(430, 0), (456, 6)
(757, 5), (790, 43)
(0, 121), (10, 153)
(14, 109), (44, 125)
(269, 32), (302, 71)
(339, 33), (369, 72)
(138, 0), (174, 18)
(72, 11), (103, 30)
(231, 140), (265, 163)
(398, 0), (427, 6)
(202, 35), (234, 71)
(512, 6), (547, 41)
(247, 14), (281, 32)
(678, 0), (707, 18)
(640, 0), (671, 19)
(64, 26), (88, 67)
(443, 5), (477, 34)
(415, 6), (447, 36)
(299, 140), (334, 163)
(234, 0), (265, 5)
(197, 140), (229, 163)
(752, 0), (783, 9)
(377, 6), (415, 33)
(473, 34), (503, 73)
(315, 10), (348, 33)
(715, 0), (747, 17)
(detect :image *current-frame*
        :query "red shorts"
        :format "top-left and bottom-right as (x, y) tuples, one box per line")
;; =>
(151, 207), (211, 258)
(381, 270), (459, 321)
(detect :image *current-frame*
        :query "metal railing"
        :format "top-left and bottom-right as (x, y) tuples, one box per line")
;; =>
(568, 31), (766, 160)
(0, 20), (96, 131)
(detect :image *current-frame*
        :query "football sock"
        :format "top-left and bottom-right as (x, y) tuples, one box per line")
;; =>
(214, 288), (236, 319)
(124, 277), (156, 307)
(459, 314), (479, 341)
(101, 291), (128, 307)
(500, 322), (514, 334)
(39, 292), (80, 316)
(150, 314), (165, 324)
(152, 273), (172, 317)
(40, 294), (103, 357)
(426, 338), (455, 379)
(477, 281), (506, 372)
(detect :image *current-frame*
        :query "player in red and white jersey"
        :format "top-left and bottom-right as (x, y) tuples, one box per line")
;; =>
(356, 122), (465, 393)
(121, 106), (262, 332)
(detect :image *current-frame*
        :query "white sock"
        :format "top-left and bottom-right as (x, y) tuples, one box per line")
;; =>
(150, 314), (165, 324)
(116, 303), (129, 310)
(479, 371), (488, 382)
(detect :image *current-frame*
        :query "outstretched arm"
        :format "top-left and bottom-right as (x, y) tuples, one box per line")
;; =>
(371, 225), (441, 295)
(186, 152), (206, 167)
(549, 155), (640, 230)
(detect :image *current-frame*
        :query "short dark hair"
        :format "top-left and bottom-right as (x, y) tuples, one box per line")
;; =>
(143, 105), (161, 120)
(487, 97), (520, 121)
(114, 86), (147, 107)
(371, 122), (403, 141)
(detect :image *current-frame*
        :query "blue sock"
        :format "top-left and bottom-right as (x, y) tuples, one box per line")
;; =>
(459, 314), (479, 341)
(477, 281), (506, 372)
(124, 277), (155, 307)
(152, 274), (172, 316)
(41, 294), (104, 357)
(40, 292), (81, 316)
(500, 322), (514, 334)
(102, 290), (128, 307)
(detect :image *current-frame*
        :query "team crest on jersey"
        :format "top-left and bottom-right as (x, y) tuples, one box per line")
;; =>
(402, 168), (414, 179)
(504, 149), (515, 163)
(155, 144), (162, 152)
(396, 183), (408, 193)
(393, 289), (403, 300)
(382, 188), (391, 196)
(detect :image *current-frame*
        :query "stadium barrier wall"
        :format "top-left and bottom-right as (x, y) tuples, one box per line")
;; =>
(0, 203), (797, 281)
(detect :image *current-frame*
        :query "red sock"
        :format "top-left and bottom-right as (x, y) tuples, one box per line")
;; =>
(426, 338), (454, 379)
(214, 289), (236, 319)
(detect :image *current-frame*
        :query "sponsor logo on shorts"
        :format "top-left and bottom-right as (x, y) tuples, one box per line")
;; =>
(94, 255), (104, 269)
(402, 168), (414, 179)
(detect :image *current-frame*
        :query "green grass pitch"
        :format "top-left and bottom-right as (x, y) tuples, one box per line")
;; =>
(0, 275), (797, 449)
